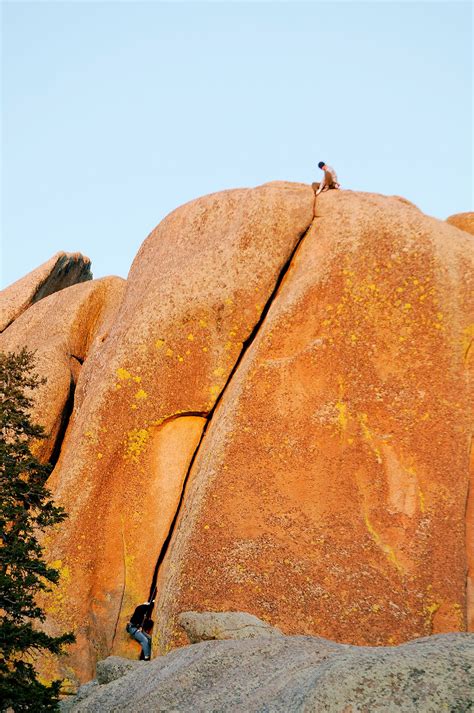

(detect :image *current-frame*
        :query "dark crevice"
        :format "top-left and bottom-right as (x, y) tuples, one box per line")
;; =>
(48, 374), (76, 469)
(147, 207), (317, 601)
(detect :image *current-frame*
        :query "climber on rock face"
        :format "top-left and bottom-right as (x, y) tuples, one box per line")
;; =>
(312, 161), (340, 195)
(126, 600), (155, 661)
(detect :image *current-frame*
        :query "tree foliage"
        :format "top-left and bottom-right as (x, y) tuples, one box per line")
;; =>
(0, 348), (74, 711)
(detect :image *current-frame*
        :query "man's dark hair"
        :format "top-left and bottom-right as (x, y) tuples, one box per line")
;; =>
(318, 161), (326, 169)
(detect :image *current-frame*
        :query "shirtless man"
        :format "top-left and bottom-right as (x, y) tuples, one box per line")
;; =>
(312, 161), (340, 195)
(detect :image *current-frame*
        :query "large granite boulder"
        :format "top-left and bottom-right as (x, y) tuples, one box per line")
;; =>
(61, 632), (474, 712)
(156, 190), (474, 651)
(0, 252), (92, 332)
(15, 185), (471, 687)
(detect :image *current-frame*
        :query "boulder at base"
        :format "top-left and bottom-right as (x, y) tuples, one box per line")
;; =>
(0, 252), (92, 332)
(178, 611), (283, 643)
(61, 632), (474, 712)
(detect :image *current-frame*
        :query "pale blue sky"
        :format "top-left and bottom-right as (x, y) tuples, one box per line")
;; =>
(1, 1), (472, 287)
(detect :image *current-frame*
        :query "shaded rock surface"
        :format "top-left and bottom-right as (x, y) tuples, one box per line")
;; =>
(0, 252), (92, 332)
(178, 610), (283, 643)
(157, 191), (474, 651)
(447, 211), (474, 236)
(62, 632), (474, 712)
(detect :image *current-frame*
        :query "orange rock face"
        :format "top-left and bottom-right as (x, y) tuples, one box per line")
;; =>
(0, 278), (125, 464)
(156, 191), (474, 651)
(0, 252), (92, 332)
(446, 212), (474, 236)
(41, 183), (314, 682)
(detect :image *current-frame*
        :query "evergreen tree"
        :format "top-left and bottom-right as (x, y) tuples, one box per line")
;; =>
(0, 348), (74, 711)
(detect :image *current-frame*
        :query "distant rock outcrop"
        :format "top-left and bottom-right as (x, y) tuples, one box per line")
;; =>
(0, 252), (92, 332)
(0, 277), (126, 463)
(447, 211), (474, 236)
(61, 630), (474, 712)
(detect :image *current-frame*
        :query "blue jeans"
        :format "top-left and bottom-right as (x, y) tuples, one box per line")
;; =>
(127, 625), (151, 659)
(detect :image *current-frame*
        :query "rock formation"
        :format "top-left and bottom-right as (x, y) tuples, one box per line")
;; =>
(60, 628), (474, 712)
(0, 277), (126, 462)
(178, 611), (283, 643)
(0, 252), (92, 332)
(156, 190), (474, 652)
(1, 184), (473, 689)
(447, 211), (474, 236)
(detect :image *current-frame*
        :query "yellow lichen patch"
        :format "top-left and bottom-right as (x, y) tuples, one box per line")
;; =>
(199, 319), (208, 328)
(124, 428), (150, 462)
(134, 389), (148, 400)
(418, 488), (426, 513)
(462, 324), (474, 363)
(225, 297), (233, 306)
(213, 366), (225, 377)
(224, 341), (232, 350)
(423, 601), (441, 630)
(166, 348), (173, 357)
(133, 375), (141, 383)
(209, 384), (220, 399)
(116, 367), (132, 381)
(364, 513), (402, 572)
(97, 452), (103, 460)
(155, 339), (165, 349)
(358, 413), (382, 464)
(187, 333), (194, 341)
(335, 401), (348, 432)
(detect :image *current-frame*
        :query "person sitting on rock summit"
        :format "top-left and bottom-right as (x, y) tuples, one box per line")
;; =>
(126, 600), (155, 661)
(312, 161), (340, 195)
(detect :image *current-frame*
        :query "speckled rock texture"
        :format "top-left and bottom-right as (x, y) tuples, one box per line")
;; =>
(41, 182), (314, 683)
(0, 277), (126, 463)
(447, 211), (474, 236)
(156, 190), (474, 652)
(95, 656), (143, 684)
(178, 611), (283, 643)
(61, 632), (474, 712)
(0, 252), (92, 332)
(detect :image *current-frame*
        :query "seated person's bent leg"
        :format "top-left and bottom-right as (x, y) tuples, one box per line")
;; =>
(133, 629), (151, 659)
